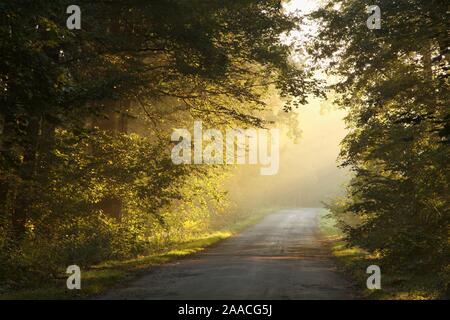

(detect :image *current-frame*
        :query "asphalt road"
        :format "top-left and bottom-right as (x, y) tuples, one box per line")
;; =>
(100, 208), (356, 299)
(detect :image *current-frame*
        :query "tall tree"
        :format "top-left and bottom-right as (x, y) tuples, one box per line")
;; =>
(310, 0), (449, 275)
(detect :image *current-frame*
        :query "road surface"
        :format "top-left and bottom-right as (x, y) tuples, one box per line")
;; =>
(100, 208), (356, 299)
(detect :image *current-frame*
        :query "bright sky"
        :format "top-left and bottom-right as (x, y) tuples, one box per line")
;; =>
(280, 0), (322, 66)
(283, 0), (319, 14)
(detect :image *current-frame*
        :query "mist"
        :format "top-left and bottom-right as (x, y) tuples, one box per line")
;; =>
(226, 96), (349, 210)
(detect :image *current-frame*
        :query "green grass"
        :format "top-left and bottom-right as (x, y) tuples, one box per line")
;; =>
(0, 209), (272, 300)
(318, 209), (442, 300)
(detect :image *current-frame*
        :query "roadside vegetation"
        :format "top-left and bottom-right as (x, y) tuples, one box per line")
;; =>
(318, 208), (447, 300)
(311, 0), (449, 300)
(1, 207), (274, 300)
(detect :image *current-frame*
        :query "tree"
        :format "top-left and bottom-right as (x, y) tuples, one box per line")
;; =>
(309, 0), (449, 277)
(0, 1), (314, 285)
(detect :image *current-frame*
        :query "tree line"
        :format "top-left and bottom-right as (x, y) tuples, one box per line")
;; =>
(310, 0), (449, 295)
(0, 0), (314, 287)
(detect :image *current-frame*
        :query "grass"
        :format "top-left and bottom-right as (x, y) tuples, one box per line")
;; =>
(317, 208), (443, 300)
(0, 208), (272, 300)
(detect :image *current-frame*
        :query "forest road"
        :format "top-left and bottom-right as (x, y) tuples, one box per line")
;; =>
(100, 208), (356, 299)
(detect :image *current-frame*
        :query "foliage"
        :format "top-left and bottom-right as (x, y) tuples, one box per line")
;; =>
(0, 1), (312, 289)
(310, 0), (449, 295)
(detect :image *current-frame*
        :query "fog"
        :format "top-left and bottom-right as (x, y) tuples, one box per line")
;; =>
(224, 0), (349, 211)
(226, 96), (350, 210)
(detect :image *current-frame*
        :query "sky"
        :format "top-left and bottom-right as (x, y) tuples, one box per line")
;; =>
(283, 0), (319, 14)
